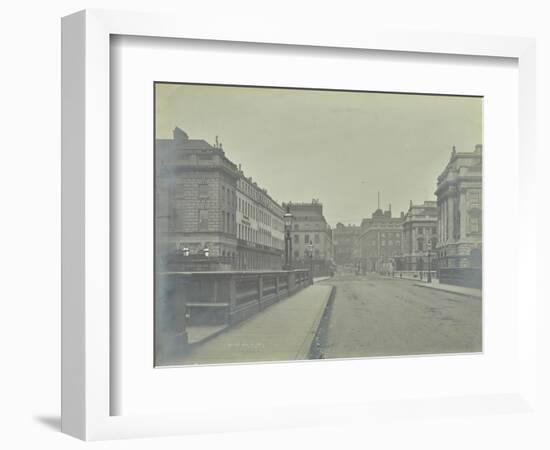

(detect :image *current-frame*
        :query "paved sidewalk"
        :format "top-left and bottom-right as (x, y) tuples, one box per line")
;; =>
(187, 325), (228, 345)
(383, 273), (482, 299)
(413, 280), (482, 299)
(172, 284), (334, 365)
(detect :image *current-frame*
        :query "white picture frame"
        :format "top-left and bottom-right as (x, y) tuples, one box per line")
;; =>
(61, 9), (537, 441)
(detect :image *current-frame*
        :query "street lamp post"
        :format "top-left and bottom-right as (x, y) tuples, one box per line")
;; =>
(283, 205), (293, 270)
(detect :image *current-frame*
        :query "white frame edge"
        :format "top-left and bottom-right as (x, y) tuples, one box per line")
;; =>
(61, 9), (537, 441)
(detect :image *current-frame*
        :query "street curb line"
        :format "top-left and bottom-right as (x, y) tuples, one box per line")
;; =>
(307, 285), (336, 359)
(413, 283), (482, 299)
(295, 285), (334, 360)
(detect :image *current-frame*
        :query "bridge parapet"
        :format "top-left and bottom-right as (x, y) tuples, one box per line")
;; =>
(155, 269), (312, 361)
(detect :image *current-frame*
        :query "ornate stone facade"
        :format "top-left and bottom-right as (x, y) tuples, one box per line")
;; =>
(435, 145), (482, 286)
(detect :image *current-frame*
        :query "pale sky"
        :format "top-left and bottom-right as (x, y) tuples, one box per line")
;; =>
(155, 83), (482, 227)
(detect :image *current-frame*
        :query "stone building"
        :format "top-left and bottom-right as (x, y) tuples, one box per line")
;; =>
(435, 144), (483, 287)
(155, 127), (284, 271)
(359, 205), (404, 273)
(333, 223), (361, 266)
(235, 172), (285, 270)
(284, 200), (334, 276)
(401, 200), (438, 272)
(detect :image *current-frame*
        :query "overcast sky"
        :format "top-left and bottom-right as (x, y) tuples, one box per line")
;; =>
(155, 83), (482, 227)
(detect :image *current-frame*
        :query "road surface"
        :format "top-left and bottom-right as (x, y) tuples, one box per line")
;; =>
(318, 273), (482, 359)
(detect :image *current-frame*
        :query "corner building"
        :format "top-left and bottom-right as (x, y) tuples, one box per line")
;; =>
(156, 127), (284, 271)
(435, 145), (483, 288)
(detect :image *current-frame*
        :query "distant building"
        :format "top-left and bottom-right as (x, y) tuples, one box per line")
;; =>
(333, 223), (361, 266)
(359, 205), (404, 273)
(155, 127), (284, 271)
(284, 200), (334, 276)
(401, 200), (438, 272)
(435, 144), (483, 287)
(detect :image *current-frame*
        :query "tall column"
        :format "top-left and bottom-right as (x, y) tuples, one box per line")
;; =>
(460, 189), (467, 239)
(447, 192), (454, 243)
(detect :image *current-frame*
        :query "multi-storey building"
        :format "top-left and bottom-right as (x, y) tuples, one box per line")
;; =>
(435, 144), (482, 287)
(359, 206), (404, 273)
(155, 127), (284, 271)
(333, 223), (361, 266)
(235, 172), (284, 270)
(284, 200), (334, 276)
(156, 127), (238, 270)
(401, 200), (438, 272)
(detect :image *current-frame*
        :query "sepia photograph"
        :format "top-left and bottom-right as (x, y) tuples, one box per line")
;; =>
(154, 82), (483, 367)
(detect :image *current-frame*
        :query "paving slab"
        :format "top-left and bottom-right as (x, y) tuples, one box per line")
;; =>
(172, 284), (334, 366)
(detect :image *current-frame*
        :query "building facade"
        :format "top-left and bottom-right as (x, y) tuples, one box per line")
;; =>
(435, 144), (483, 287)
(235, 172), (285, 270)
(401, 200), (438, 272)
(155, 127), (284, 271)
(359, 206), (404, 274)
(284, 200), (334, 276)
(333, 223), (361, 266)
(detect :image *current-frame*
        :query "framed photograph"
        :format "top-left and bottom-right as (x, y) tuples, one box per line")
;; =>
(61, 9), (537, 440)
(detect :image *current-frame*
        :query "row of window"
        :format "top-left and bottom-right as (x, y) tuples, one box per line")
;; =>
(379, 232), (401, 239)
(369, 240), (401, 247)
(293, 223), (329, 231)
(293, 249), (320, 259)
(293, 234), (321, 244)
(238, 223), (282, 249)
(415, 226), (436, 236)
(238, 196), (284, 233)
(237, 178), (280, 216)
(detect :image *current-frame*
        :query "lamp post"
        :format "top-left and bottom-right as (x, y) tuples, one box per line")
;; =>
(283, 205), (293, 270)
